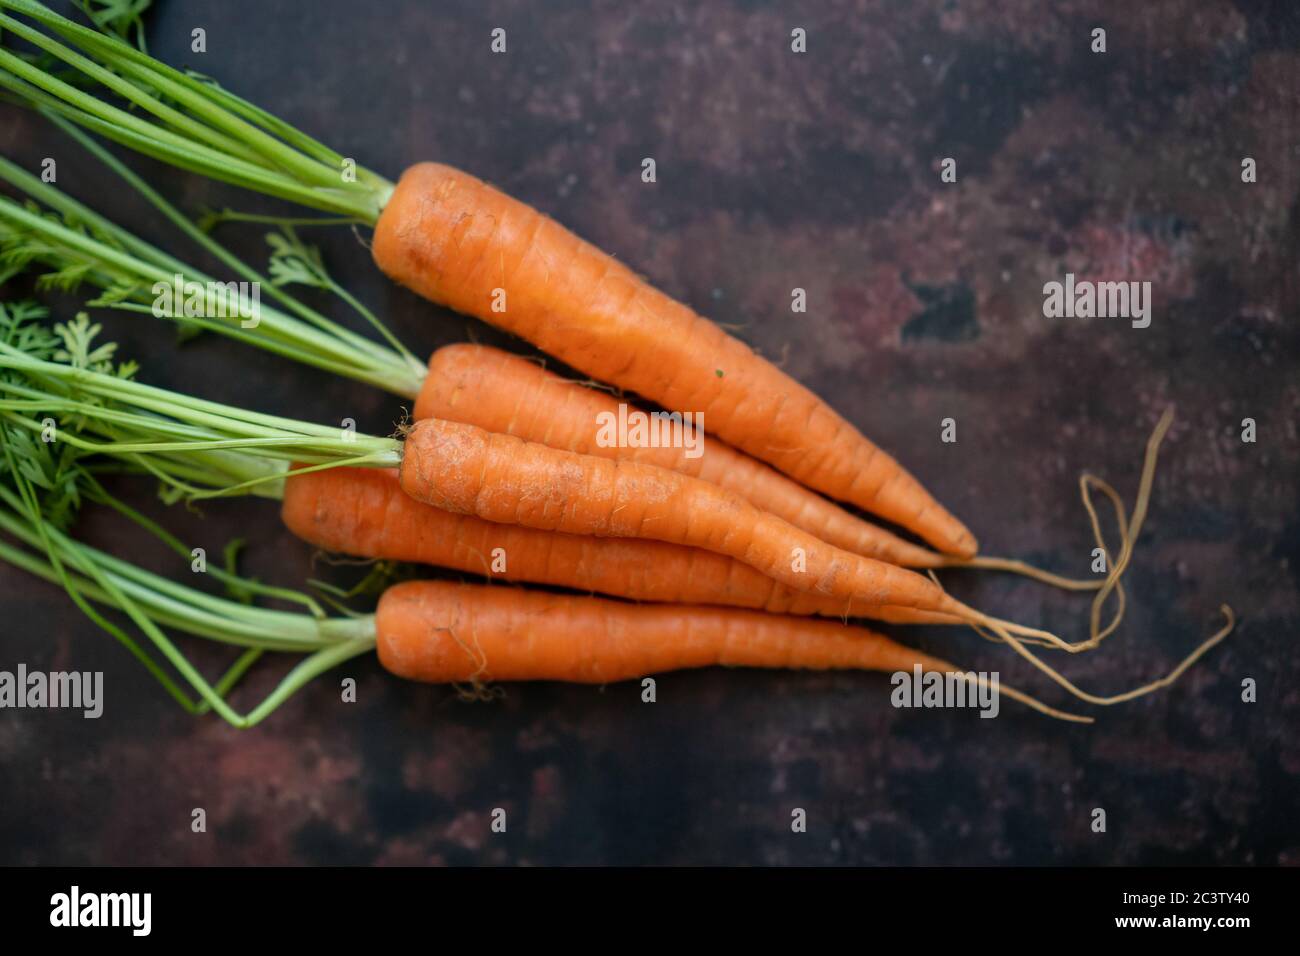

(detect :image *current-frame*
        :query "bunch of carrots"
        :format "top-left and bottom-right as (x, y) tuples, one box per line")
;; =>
(0, 0), (1232, 727)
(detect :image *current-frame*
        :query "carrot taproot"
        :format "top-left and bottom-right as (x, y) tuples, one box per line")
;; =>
(375, 580), (942, 684)
(281, 466), (957, 625)
(397, 417), (969, 618)
(416, 343), (942, 568)
(371, 162), (976, 557)
(374, 579), (1087, 722)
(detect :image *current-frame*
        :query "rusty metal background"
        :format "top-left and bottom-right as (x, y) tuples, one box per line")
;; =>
(1, 0), (1297, 865)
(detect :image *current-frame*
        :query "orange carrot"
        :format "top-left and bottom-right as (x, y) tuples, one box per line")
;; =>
(375, 580), (944, 684)
(416, 343), (941, 567)
(374, 580), (1085, 722)
(397, 418), (971, 619)
(281, 467), (958, 625)
(372, 163), (976, 557)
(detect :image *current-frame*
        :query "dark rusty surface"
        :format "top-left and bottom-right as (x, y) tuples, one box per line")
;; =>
(1, 0), (1297, 865)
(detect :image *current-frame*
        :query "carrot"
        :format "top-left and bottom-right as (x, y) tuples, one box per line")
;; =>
(399, 417), (975, 619)
(372, 163), (975, 557)
(374, 579), (1086, 722)
(376, 580), (943, 684)
(281, 466), (958, 625)
(417, 343), (942, 568)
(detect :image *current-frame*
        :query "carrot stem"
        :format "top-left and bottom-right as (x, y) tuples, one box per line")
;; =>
(0, 347), (405, 465)
(0, 0), (392, 219)
(0, 154), (424, 397)
(0, 479), (378, 725)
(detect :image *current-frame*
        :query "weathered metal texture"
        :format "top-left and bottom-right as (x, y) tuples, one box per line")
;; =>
(0, 0), (1296, 865)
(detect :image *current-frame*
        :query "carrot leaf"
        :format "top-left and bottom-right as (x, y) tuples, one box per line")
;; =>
(75, 0), (150, 52)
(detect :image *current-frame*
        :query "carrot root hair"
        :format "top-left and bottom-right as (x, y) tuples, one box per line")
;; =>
(932, 407), (1174, 637)
(960, 673), (1094, 724)
(940, 408), (1235, 714)
(937, 407), (1179, 655)
(445, 623), (503, 702)
(976, 606), (1235, 708)
(1072, 408), (1176, 652)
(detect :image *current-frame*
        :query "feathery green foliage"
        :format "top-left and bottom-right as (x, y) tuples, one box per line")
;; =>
(0, 299), (376, 727)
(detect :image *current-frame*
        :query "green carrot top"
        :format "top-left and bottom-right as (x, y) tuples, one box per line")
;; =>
(0, 111), (426, 397)
(0, 298), (378, 728)
(0, 0), (393, 220)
